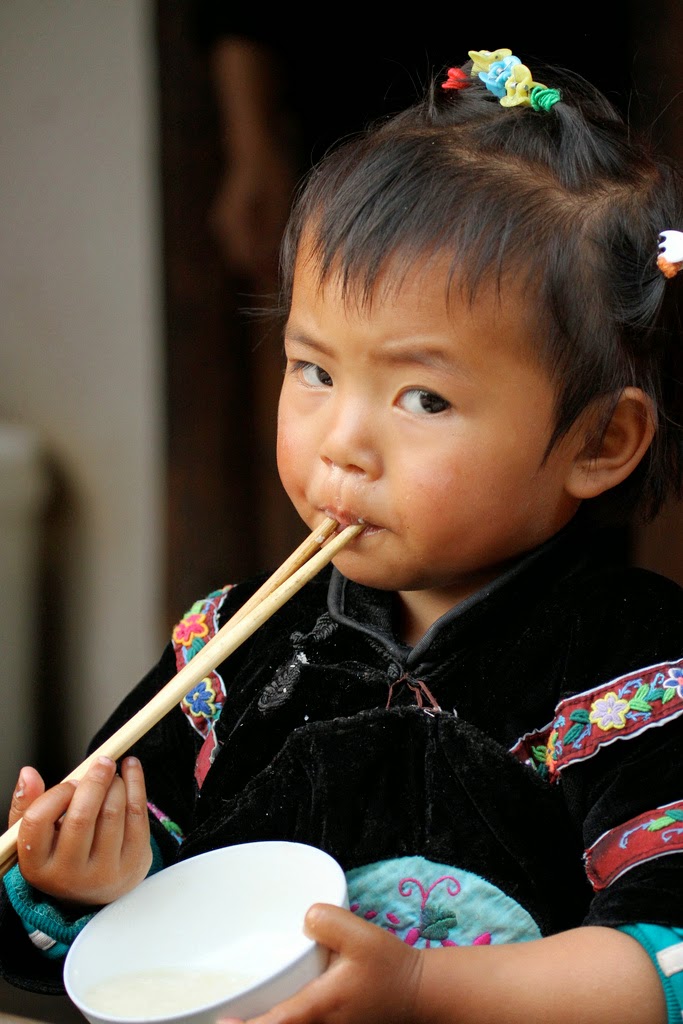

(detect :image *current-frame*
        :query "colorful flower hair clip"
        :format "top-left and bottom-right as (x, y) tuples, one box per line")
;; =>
(441, 67), (471, 91)
(657, 230), (683, 279)
(467, 48), (562, 111)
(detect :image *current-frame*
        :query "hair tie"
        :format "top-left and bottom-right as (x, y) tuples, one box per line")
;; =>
(465, 48), (562, 110)
(530, 86), (562, 112)
(657, 230), (683, 279)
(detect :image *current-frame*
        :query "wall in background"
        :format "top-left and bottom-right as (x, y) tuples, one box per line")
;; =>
(0, 0), (165, 792)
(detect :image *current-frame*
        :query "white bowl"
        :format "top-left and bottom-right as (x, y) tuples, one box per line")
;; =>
(64, 841), (348, 1024)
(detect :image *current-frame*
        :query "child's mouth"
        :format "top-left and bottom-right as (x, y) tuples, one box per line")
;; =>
(318, 509), (378, 536)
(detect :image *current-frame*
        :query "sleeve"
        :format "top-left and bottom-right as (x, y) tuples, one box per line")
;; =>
(618, 924), (683, 1024)
(541, 569), (683, 930)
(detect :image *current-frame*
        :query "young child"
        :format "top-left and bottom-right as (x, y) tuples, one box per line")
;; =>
(2, 47), (683, 1024)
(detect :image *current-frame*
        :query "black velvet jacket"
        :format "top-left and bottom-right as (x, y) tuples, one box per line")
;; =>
(3, 520), (683, 993)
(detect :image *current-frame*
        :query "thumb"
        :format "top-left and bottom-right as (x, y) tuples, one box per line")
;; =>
(8, 767), (45, 828)
(303, 903), (371, 954)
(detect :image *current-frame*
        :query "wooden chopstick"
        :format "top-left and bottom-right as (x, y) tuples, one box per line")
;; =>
(0, 518), (363, 879)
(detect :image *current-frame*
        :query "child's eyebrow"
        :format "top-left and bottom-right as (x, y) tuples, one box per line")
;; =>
(285, 327), (475, 378)
(283, 325), (324, 351)
(378, 339), (473, 378)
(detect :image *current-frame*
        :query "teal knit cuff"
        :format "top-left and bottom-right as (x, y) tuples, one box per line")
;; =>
(3, 866), (96, 960)
(619, 923), (683, 1024)
(3, 836), (165, 960)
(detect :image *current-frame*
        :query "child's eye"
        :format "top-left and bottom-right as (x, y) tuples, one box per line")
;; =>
(399, 388), (451, 415)
(294, 361), (333, 387)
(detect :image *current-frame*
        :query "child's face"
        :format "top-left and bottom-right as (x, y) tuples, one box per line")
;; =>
(277, 247), (584, 613)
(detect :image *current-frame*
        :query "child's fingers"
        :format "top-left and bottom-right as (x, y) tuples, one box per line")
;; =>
(88, 773), (127, 862)
(88, 757), (149, 864)
(43, 756), (119, 861)
(8, 766), (45, 827)
(17, 780), (79, 867)
(220, 970), (333, 1024)
(119, 756), (150, 851)
(222, 910), (372, 1024)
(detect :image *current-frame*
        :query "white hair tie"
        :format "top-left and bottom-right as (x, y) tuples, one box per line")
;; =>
(657, 230), (683, 279)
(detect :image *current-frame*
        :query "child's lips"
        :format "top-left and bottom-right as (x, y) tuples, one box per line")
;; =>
(319, 508), (379, 534)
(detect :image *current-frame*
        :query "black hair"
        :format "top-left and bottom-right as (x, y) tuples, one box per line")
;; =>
(279, 55), (683, 524)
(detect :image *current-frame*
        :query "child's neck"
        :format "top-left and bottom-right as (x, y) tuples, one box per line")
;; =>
(395, 586), (472, 647)
(396, 563), (520, 646)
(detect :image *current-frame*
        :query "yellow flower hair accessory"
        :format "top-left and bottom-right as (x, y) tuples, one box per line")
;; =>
(467, 49), (561, 111)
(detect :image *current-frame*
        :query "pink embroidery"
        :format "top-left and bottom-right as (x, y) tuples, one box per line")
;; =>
(353, 872), (491, 948)
(147, 800), (184, 844)
(172, 613), (209, 647)
(399, 874), (461, 907)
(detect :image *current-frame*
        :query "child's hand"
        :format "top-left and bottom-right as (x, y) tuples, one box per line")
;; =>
(8, 756), (152, 907)
(221, 903), (424, 1024)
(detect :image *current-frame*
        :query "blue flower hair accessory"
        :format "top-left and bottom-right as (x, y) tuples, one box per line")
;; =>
(466, 49), (562, 111)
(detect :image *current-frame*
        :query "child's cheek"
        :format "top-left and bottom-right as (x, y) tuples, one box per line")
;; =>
(276, 424), (307, 504)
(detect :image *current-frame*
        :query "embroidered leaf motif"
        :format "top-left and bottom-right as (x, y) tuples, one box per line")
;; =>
(422, 916), (459, 940)
(569, 709), (591, 724)
(564, 723), (587, 744)
(647, 815), (675, 831)
(662, 687), (676, 704)
(531, 745), (547, 764)
(628, 698), (652, 713)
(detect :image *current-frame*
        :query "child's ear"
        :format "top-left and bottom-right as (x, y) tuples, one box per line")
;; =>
(566, 387), (656, 500)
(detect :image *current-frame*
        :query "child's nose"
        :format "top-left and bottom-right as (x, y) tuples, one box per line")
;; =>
(320, 403), (381, 478)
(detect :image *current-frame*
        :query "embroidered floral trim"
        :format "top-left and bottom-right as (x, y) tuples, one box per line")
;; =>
(510, 657), (683, 780)
(584, 799), (683, 890)
(172, 612), (209, 649)
(147, 800), (184, 845)
(171, 585), (234, 786)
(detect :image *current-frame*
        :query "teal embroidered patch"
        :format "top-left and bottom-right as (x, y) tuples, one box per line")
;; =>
(346, 855), (541, 947)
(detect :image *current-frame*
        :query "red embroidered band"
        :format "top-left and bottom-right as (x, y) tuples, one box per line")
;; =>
(510, 657), (683, 780)
(584, 800), (683, 890)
